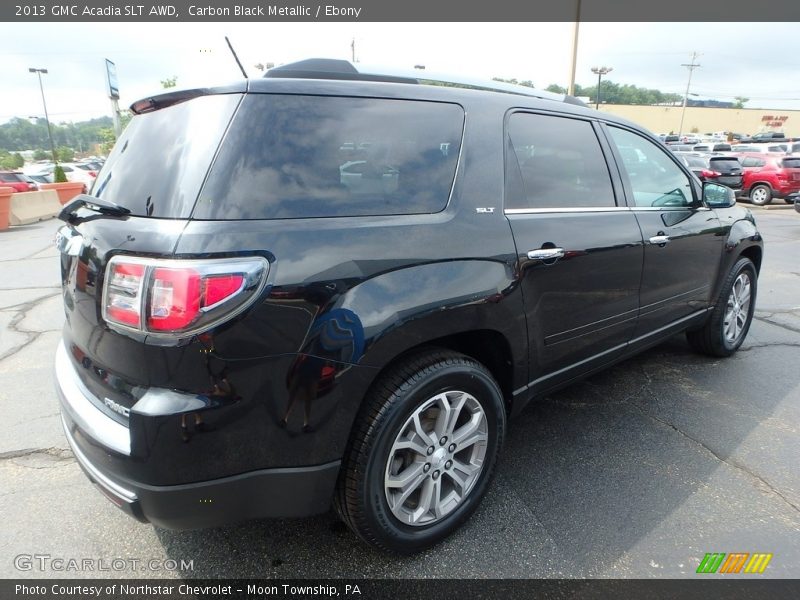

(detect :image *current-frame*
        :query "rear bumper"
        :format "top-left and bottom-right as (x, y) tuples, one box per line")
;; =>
(56, 340), (341, 528)
(62, 417), (339, 528)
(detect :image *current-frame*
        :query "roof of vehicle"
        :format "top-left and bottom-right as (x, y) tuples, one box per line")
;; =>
(127, 58), (660, 142)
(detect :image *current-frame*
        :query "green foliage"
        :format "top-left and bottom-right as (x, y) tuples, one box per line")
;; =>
(492, 77), (534, 88)
(33, 149), (49, 161)
(57, 146), (75, 162)
(0, 115), (120, 153)
(733, 96), (749, 109)
(0, 151), (24, 170)
(499, 78), (684, 105)
(160, 76), (178, 89)
(690, 126), (700, 134)
(53, 165), (68, 183)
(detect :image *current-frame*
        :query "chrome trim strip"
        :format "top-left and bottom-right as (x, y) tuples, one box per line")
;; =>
(505, 207), (628, 214)
(61, 416), (137, 503)
(55, 341), (131, 456)
(505, 205), (708, 215)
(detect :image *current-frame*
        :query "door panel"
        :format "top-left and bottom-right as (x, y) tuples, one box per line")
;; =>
(505, 112), (644, 384)
(603, 125), (724, 335)
(507, 212), (643, 374)
(631, 208), (724, 334)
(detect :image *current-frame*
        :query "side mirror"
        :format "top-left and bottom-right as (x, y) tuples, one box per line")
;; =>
(703, 182), (736, 208)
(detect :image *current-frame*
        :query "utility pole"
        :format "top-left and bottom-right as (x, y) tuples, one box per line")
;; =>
(567, 0), (581, 96)
(678, 52), (701, 138)
(29, 68), (58, 165)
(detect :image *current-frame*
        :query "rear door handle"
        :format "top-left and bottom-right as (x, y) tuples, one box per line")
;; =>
(648, 235), (670, 246)
(527, 248), (566, 261)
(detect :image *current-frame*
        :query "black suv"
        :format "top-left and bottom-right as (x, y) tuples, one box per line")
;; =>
(55, 59), (763, 554)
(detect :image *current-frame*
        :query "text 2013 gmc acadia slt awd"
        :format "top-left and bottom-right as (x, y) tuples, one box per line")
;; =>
(55, 59), (763, 554)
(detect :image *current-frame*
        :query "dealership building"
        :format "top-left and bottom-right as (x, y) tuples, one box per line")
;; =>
(596, 104), (799, 138)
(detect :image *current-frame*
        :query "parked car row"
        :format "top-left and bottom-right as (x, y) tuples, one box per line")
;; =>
(22, 158), (104, 189)
(671, 149), (800, 205)
(0, 171), (38, 192)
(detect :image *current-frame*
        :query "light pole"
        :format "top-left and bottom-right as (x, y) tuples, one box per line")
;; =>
(28, 68), (58, 164)
(591, 66), (613, 110)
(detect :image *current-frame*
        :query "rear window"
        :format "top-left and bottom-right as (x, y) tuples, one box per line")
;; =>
(194, 95), (464, 220)
(709, 158), (741, 171)
(0, 173), (23, 182)
(782, 158), (800, 168)
(93, 94), (242, 218)
(713, 143), (732, 151)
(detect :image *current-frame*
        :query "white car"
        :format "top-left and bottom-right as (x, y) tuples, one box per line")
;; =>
(24, 162), (95, 188)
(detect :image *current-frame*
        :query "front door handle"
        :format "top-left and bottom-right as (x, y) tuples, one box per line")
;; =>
(648, 235), (670, 246)
(527, 247), (566, 261)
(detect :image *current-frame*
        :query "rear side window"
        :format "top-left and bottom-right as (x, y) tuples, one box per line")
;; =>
(0, 173), (23, 182)
(194, 95), (464, 219)
(741, 157), (766, 167)
(93, 94), (242, 218)
(782, 158), (800, 168)
(505, 113), (616, 209)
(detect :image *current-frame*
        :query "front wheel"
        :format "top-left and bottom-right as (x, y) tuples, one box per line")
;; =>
(335, 350), (506, 554)
(687, 257), (757, 357)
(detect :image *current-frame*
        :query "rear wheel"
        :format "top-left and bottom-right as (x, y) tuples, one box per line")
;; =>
(335, 350), (505, 554)
(749, 184), (772, 206)
(687, 257), (757, 357)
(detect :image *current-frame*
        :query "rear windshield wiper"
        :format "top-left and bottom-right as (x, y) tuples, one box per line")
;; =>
(58, 194), (131, 223)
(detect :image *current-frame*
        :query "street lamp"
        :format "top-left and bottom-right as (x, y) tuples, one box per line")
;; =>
(590, 66), (613, 110)
(28, 68), (58, 165)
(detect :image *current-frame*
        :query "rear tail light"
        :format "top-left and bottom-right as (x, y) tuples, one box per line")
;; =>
(701, 170), (721, 178)
(103, 256), (269, 339)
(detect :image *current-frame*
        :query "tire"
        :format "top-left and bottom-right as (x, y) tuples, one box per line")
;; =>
(749, 184), (772, 206)
(686, 257), (757, 357)
(335, 349), (506, 554)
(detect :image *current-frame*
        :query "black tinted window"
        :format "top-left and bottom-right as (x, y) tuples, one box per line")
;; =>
(782, 158), (800, 168)
(709, 158), (741, 171)
(607, 126), (694, 208)
(505, 113), (615, 209)
(94, 94), (241, 218)
(0, 173), (23, 182)
(194, 95), (464, 219)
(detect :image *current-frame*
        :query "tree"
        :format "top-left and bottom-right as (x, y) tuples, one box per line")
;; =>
(160, 76), (178, 89)
(0, 151), (24, 170)
(57, 146), (75, 162)
(545, 84), (567, 94)
(33, 149), (49, 161)
(53, 165), (68, 183)
(733, 96), (749, 109)
(492, 77), (534, 88)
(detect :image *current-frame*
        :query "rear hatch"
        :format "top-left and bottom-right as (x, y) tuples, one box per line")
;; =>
(58, 91), (244, 424)
(780, 157), (800, 188)
(708, 156), (743, 189)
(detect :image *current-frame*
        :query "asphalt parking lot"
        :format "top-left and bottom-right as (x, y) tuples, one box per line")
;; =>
(1, 206), (798, 579)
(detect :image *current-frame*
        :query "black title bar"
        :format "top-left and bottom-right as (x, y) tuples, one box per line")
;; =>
(3, 0), (800, 22)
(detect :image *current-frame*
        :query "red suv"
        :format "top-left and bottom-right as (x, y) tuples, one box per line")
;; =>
(737, 153), (800, 205)
(0, 171), (38, 192)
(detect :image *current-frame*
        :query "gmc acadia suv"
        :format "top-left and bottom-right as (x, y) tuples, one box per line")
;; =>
(55, 59), (763, 554)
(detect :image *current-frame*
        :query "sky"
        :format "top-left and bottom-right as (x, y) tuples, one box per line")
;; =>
(1, 22), (799, 125)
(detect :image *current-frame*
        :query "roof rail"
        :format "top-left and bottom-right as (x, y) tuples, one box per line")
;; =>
(265, 58), (586, 107)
